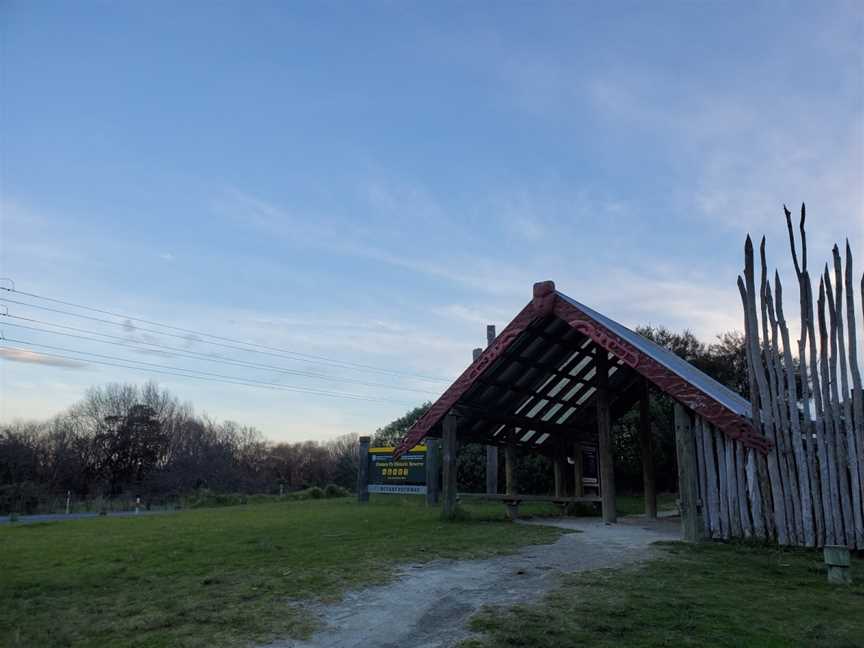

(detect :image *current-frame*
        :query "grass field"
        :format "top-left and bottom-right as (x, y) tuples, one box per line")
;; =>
(0, 496), (563, 648)
(463, 540), (864, 648)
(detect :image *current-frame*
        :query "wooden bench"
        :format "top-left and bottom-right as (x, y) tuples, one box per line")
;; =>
(458, 493), (602, 520)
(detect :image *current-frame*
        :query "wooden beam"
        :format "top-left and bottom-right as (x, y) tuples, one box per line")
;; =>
(639, 381), (657, 519)
(675, 403), (704, 542)
(441, 412), (459, 520)
(596, 345), (616, 523)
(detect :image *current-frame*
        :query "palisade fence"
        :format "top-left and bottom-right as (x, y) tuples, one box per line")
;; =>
(691, 205), (862, 548)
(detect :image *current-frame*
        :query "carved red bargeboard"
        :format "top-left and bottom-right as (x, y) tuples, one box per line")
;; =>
(392, 299), (544, 458)
(394, 286), (771, 459)
(553, 300), (771, 453)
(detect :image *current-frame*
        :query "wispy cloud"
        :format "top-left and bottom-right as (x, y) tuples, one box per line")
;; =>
(0, 348), (88, 369)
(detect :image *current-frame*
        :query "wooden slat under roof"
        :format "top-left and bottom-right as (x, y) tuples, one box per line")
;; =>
(394, 281), (770, 459)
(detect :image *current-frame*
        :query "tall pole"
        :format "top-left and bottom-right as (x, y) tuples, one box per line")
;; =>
(640, 380), (657, 519)
(596, 345), (616, 523)
(442, 411), (460, 519)
(425, 438), (440, 506)
(484, 325), (499, 495)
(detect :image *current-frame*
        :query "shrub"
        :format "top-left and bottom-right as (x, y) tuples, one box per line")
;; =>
(324, 484), (349, 498)
(307, 487), (325, 499)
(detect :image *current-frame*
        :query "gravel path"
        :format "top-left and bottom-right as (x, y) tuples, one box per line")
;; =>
(266, 515), (680, 648)
(0, 510), (175, 525)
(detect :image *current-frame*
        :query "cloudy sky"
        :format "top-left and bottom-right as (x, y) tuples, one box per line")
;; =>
(1, 1), (862, 441)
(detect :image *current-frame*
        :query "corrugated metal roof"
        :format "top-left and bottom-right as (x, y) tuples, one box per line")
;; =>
(556, 292), (752, 419)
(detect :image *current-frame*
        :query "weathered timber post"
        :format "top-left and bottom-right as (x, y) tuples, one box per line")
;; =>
(425, 438), (441, 506)
(505, 444), (517, 496)
(441, 412), (460, 520)
(357, 436), (370, 504)
(639, 380), (657, 519)
(596, 345), (616, 523)
(572, 443), (584, 497)
(553, 454), (565, 497)
(674, 403), (704, 542)
(485, 325), (500, 495)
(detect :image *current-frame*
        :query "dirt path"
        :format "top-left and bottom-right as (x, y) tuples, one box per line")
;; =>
(266, 515), (680, 648)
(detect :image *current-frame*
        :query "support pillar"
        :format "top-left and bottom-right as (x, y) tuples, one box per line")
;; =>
(596, 345), (616, 523)
(425, 438), (440, 506)
(505, 444), (517, 496)
(483, 325), (500, 495)
(640, 381), (657, 519)
(572, 443), (584, 497)
(357, 436), (370, 504)
(674, 402), (704, 542)
(441, 412), (460, 520)
(553, 453), (565, 497)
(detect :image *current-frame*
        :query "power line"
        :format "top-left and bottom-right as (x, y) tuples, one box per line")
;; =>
(0, 294), (451, 384)
(0, 286), (451, 383)
(0, 317), (439, 396)
(0, 337), (422, 405)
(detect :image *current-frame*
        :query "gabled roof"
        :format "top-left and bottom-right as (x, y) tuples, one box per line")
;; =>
(394, 281), (768, 458)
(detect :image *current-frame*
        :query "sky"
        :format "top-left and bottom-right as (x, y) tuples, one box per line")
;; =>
(1, 1), (862, 442)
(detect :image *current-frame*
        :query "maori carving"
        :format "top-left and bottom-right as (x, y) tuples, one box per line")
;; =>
(394, 281), (771, 458)
(554, 299), (770, 453)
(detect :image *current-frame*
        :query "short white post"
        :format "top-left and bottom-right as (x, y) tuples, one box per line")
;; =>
(65, 490), (71, 515)
(824, 545), (852, 584)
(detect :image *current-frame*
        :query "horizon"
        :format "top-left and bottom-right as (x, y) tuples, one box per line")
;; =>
(2, 1), (862, 442)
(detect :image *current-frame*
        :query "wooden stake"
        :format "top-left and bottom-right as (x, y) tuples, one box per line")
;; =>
(694, 417), (711, 536)
(833, 247), (864, 548)
(776, 273), (816, 546)
(819, 278), (848, 544)
(845, 242), (864, 533)
(701, 419), (722, 538)
(740, 236), (789, 543)
(483, 325), (500, 496)
(675, 403), (703, 542)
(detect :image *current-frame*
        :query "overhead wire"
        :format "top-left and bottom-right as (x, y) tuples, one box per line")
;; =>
(0, 337), (420, 405)
(0, 316), (439, 396)
(0, 286), (452, 383)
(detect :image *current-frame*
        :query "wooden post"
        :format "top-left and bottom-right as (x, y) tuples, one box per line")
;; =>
(505, 444), (517, 496)
(596, 345), (616, 523)
(425, 438), (440, 506)
(639, 381), (656, 519)
(675, 403), (703, 542)
(357, 436), (370, 504)
(484, 325), (500, 496)
(441, 412), (459, 520)
(553, 454), (565, 497)
(572, 443), (584, 497)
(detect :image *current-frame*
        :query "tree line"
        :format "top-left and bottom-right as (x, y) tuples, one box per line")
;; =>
(1, 325), (748, 514)
(0, 382), (359, 514)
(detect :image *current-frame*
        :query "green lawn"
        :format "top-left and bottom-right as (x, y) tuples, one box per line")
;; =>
(615, 492), (678, 517)
(463, 541), (864, 648)
(0, 497), (563, 648)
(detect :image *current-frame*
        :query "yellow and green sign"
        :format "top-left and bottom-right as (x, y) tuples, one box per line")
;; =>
(367, 445), (427, 495)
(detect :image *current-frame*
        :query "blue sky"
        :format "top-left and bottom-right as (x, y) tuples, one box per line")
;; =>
(1, 1), (862, 441)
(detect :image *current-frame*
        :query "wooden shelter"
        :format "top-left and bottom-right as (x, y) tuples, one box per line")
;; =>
(395, 281), (767, 533)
